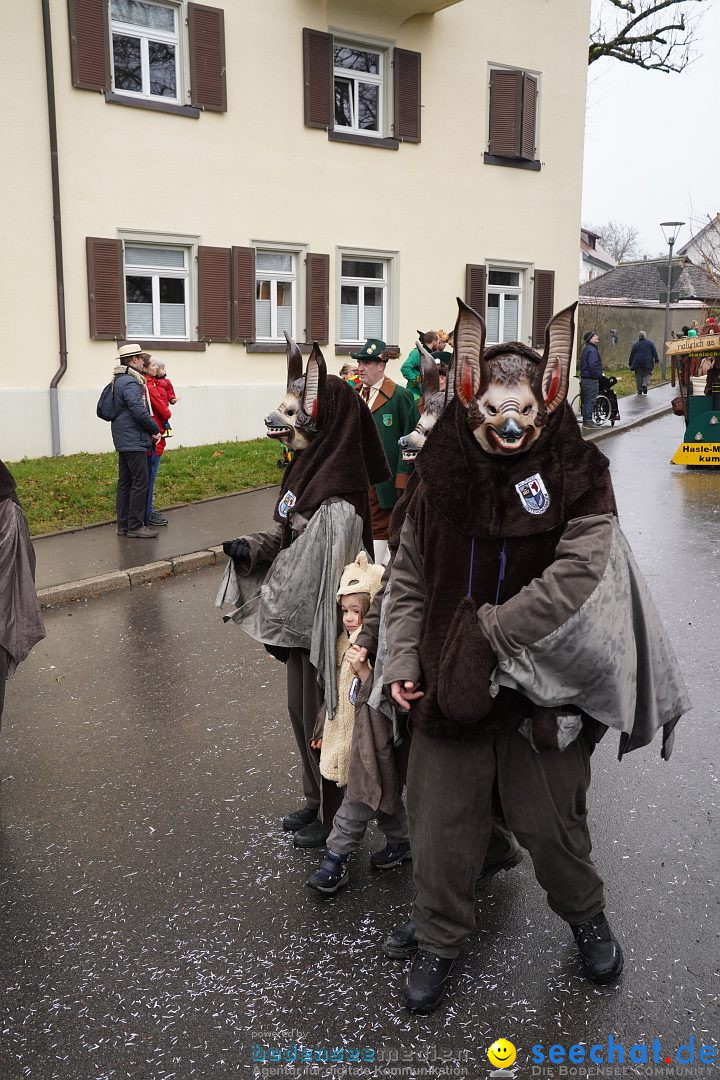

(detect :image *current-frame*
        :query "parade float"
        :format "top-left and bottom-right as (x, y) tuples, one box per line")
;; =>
(669, 318), (720, 467)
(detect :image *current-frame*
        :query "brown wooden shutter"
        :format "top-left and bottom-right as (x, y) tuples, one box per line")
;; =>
(232, 246), (256, 342)
(303, 28), (333, 129)
(198, 246), (232, 341)
(465, 264), (487, 318)
(521, 73), (538, 160)
(394, 48), (421, 143)
(488, 69), (522, 157)
(305, 253), (329, 343)
(189, 3), (227, 112)
(86, 237), (125, 339)
(532, 270), (555, 347)
(68, 0), (109, 91)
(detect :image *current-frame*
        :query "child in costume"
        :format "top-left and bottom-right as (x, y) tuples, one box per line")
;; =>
(307, 552), (409, 895)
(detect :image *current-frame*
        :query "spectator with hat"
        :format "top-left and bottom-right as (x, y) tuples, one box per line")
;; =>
(353, 339), (418, 564)
(111, 344), (162, 539)
(579, 330), (602, 430)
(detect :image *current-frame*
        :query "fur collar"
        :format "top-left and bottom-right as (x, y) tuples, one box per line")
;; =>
(113, 364), (146, 385)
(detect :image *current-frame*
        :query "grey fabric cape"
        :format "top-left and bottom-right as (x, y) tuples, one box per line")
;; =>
(0, 499), (46, 677)
(216, 499), (364, 719)
(477, 514), (690, 759)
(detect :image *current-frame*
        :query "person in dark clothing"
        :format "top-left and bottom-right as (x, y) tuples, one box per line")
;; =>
(579, 331), (602, 428)
(628, 331), (659, 395)
(110, 344), (162, 539)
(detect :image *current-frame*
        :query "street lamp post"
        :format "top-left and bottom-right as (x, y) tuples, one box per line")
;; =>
(660, 221), (685, 380)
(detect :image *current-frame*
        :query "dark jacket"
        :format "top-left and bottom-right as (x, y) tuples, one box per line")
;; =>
(110, 370), (160, 452)
(369, 377), (419, 509)
(628, 338), (659, 371)
(579, 342), (602, 380)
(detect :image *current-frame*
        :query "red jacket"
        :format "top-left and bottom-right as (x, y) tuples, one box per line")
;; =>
(146, 376), (171, 456)
(155, 375), (177, 406)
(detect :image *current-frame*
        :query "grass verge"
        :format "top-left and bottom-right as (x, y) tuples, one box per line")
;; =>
(10, 438), (281, 536)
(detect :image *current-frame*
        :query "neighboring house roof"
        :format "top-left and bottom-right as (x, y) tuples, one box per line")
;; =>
(677, 213), (720, 257)
(579, 257), (720, 302)
(579, 297), (703, 310)
(580, 230), (615, 272)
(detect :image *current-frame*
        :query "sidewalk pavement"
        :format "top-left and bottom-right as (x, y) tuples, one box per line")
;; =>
(33, 382), (674, 606)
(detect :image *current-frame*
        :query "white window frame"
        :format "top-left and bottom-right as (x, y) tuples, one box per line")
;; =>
(254, 249), (298, 343)
(486, 264), (525, 345)
(337, 249), (397, 346)
(120, 230), (198, 341)
(109, 0), (184, 105)
(330, 32), (393, 139)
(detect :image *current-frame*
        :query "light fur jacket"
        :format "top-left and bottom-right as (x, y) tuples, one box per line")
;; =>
(319, 626), (362, 787)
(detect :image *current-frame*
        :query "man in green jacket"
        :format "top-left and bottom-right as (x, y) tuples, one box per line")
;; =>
(353, 339), (419, 564)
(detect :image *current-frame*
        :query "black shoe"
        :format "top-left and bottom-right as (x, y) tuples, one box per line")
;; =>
(370, 841), (412, 869)
(149, 512), (168, 526)
(293, 818), (331, 849)
(306, 850), (350, 894)
(126, 526), (158, 538)
(642, 386), (648, 394)
(570, 912), (624, 984)
(637, 390), (643, 395)
(476, 847), (523, 890)
(384, 919), (418, 959)
(404, 949), (458, 1014)
(282, 807), (318, 832)
(116, 527), (127, 536)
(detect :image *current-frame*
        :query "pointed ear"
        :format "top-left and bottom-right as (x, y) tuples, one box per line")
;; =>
(534, 302), (576, 414)
(285, 330), (303, 389)
(453, 297), (487, 408)
(419, 340), (440, 402)
(302, 343), (327, 422)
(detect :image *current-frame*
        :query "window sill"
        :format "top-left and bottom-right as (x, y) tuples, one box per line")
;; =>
(131, 340), (206, 351)
(329, 130), (399, 151)
(246, 342), (312, 354)
(483, 153), (541, 172)
(105, 92), (200, 118)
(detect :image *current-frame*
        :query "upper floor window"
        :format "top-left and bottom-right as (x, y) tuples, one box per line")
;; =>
(333, 43), (384, 137)
(125, 243), (189, 339)
(339, 257), (387, 343)
(486, 67), (540, 170)
(111, 0), (181, 103)
(486, 268), (523, 344)
(255, 252), (296, 342)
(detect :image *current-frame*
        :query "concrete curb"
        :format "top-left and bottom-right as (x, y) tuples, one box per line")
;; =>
(585, 402), (672, 444)
(38, 545), (225, 609)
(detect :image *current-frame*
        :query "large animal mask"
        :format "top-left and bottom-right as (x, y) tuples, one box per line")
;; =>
(398, 342), (454, 462)
(453, 298), (576, 455)
(264, 333), (327, 451)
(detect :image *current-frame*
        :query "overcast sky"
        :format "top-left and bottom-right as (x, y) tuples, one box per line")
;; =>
(581, 0), (720, 258)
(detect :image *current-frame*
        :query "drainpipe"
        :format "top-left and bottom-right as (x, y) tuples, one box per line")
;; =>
(41, 0), (68, 456)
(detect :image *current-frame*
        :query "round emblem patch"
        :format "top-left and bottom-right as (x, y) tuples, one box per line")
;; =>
(383, 414), (393, 427)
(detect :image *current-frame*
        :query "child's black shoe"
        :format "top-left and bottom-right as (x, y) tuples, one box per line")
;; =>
(370, 841), (411, 869)
(306, 850), (350, 894)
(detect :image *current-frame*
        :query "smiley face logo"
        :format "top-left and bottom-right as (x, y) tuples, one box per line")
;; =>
(487, 1039), (517, 1069)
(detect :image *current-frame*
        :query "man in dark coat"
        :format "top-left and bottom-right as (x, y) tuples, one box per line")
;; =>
(110, 344), (162, 539)
(628, 331), (659, 395)
(579, 330), (602, 428)
(354, 340), (419, 564)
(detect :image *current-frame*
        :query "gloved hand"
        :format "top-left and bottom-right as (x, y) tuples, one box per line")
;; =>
(222, 537), (250, 570)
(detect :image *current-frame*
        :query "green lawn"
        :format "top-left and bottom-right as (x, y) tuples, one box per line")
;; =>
(10, 438), (281, 536)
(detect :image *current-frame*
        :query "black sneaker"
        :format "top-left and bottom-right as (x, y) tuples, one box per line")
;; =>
(384, 919), (418, 959)
(149, 513), (169, 526)
(404, 949), (458, 1014)
(476, 848), (523, 890)
(293, 819), (331, 849)
(370, 841), (411, 869)
(306, 850), (350, 894)
(282, 807), (318, 832)
(570, 912), (624, 984)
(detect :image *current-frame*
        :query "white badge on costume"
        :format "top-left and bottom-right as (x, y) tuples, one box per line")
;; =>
(515, 473), (550, 515)
(277, 490), (297, 519)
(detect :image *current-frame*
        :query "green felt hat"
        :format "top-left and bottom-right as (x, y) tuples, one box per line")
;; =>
(350, 338), (387, 360)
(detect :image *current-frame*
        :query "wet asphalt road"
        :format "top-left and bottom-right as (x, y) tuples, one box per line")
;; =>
(1, 412), (718, 1080)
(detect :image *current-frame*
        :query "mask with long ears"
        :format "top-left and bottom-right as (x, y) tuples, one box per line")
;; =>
(453, 298), (576, 456)
(264, 333), (327, 451)
(398, 341), (454, 462)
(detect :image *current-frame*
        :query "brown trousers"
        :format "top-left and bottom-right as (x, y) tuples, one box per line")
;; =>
(408, 725), (605, 957)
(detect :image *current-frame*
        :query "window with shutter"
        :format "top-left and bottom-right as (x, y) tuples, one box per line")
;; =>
(532, 270), (555, 348)
(69, 0), (110, 91)
(198, 246), (232, 342)
(306, 253), (330, 344)
(303, 28), (333, 129)
(486, 67), (540, 170)
(486, 268), (523, 344)
(189, 3), (227, 112)
(232, 246), (256, 342)
(393, 48), (421, 143)
(465, 264), (487, 319)
(87, 237), (125, 339)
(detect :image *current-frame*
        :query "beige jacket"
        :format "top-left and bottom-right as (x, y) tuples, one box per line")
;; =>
(319, 627), (362, 786)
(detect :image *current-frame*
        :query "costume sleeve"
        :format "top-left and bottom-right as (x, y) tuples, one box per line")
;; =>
(239, 522), (283, 574)
(355, 562), (391, 656)
(395, 390), (420, 481)
(382, 515), (424, 687)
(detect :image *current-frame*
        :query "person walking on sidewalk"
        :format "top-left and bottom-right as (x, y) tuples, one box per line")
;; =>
(111, 344), (161, 539)
(579, 331), (602, 428)
(628, 331), (659, 395)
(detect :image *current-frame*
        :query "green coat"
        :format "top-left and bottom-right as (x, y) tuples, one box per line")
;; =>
(369, 377), (419, 509)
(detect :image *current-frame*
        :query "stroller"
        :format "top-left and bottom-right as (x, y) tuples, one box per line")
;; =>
(598, 374), (621, 427)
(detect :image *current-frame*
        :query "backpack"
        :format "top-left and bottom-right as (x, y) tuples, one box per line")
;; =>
(96, 378), (118, 421)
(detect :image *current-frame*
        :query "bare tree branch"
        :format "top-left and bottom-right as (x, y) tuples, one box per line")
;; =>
(590, 221), (646, 263)
(589, 0), (707, 73)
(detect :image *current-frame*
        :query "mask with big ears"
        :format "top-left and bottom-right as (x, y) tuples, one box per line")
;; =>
(264, 333), (327, 452)
(453, 298), (576, 455)
(398, 340), (455, 463)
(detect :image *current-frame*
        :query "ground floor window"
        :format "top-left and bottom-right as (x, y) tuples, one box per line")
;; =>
(255, 251), (296, 341)
(486, 268), (523, 343)
(339, 256), (387, 343)
(124, 243), (189, 338)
